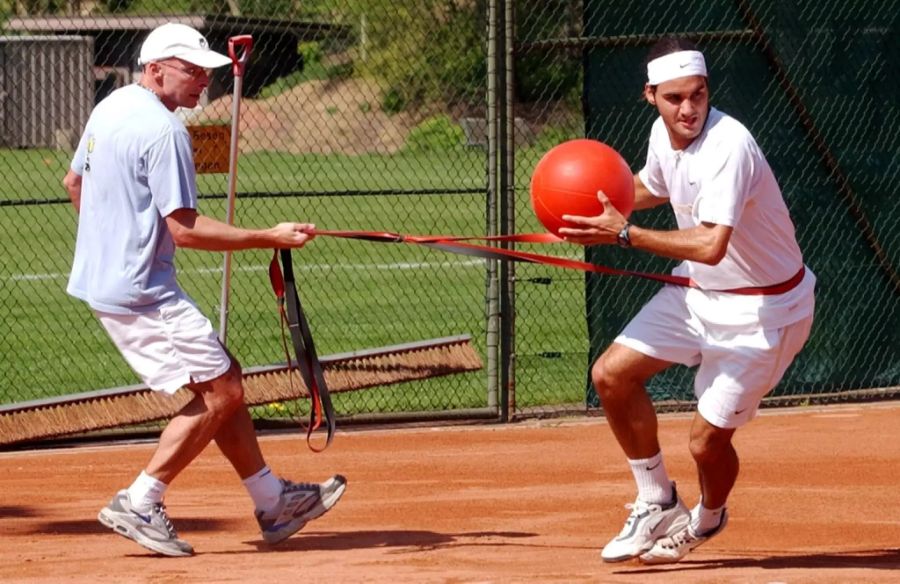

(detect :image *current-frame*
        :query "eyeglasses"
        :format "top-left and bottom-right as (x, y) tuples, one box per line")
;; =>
(158, 61), (211, 80)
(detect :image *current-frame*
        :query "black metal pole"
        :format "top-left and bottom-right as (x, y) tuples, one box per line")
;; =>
(497, 0), (512, 422)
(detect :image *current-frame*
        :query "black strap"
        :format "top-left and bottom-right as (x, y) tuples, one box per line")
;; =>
(272, 249), (336, 451)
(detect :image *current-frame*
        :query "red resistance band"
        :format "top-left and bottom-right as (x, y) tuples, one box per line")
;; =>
(311, 229), (806, 296)
(265, 229), (803, 450)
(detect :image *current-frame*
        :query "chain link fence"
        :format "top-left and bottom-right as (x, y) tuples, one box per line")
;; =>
(578, 0), (900, 407)
(0, 1), (897, 443)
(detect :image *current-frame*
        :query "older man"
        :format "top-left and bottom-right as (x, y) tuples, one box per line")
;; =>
(63, 23), (345, 557)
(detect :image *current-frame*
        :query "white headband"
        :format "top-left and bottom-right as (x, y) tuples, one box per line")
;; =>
(647, 50), (707, 85)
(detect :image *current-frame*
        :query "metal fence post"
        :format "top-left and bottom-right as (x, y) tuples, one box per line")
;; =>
(497, 0), (515, 422)
(485, 0), (501, 414)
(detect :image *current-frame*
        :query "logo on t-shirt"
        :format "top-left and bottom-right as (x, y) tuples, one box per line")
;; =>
(85, 135), (95, 172)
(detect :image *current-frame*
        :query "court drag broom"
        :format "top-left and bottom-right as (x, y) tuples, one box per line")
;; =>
(0, 334), (482, 446)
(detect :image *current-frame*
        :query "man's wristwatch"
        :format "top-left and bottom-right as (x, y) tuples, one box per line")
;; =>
(616, 222), (632, 248)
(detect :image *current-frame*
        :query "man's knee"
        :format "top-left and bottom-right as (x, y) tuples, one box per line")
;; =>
(199, 361), (245, 413)
(591, 349), (638, 402)
(591, 355), (617, 399)
(592, 343), (666, 394)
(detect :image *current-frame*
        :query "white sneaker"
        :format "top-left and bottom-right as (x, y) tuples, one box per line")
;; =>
(98, 490), (193, 557)
(600, 483), (689, 563)
(639, 508), (729, 564)
(255, 475), (347, 544)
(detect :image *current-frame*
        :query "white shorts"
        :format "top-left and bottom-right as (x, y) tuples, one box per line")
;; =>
(95, 297), (232, 394)
(615, 285), (814, 429)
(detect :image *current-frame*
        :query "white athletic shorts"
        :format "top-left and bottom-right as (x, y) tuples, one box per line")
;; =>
(95, 296), (232, 394)
(615, 285), (814, 429)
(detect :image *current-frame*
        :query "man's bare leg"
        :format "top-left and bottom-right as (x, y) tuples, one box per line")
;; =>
(145, 362), (247, 484)
(688, 413), (738, 509)
(591, 342), (674, 459)
(593, 343), (690, 563)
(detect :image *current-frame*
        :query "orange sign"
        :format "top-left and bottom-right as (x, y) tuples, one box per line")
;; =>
(188, 124), (231, 174)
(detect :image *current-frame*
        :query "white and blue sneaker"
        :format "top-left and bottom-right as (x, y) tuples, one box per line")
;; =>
(600, 483), (689, 563)
(639, 508), (729, 564)
(255, 475), (347, 544)
(98, 490), (193, 557)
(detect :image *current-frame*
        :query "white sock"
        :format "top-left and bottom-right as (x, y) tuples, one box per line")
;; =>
(691, 502), (725, 535)
(627, 452), (673, 504)
(242, 466), (283, 512)
(126, 471), (167, 512)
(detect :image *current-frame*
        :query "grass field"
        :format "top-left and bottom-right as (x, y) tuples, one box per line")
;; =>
(0, 147), (592, 418)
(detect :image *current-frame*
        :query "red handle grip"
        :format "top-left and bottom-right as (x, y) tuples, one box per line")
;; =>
(228, 35), (254, 77)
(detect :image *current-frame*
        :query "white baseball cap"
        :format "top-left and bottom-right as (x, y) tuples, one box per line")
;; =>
(138, 23), (231, 68)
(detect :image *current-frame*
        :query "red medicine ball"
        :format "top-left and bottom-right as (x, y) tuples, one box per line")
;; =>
(529, 139), (635, 237)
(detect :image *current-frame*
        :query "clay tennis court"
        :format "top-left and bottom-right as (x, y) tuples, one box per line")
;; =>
(1, 401), (898, 583)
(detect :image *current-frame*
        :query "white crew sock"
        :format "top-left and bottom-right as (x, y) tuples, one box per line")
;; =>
(242, 466), (283, 512)
(691, 502), (725, 535)
(627, 452), (673, 504)
(126, 471), (168, 512)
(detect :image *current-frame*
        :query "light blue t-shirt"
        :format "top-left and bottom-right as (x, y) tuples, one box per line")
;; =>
(67, 84), (199, 315)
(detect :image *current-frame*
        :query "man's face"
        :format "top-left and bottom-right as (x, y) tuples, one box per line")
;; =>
(644, 76), (709, 150)
(155, 58), (210, 110)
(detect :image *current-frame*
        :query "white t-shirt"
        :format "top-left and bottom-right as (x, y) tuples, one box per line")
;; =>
(638, 107), (815, 328)
(67, 84), (198, 315)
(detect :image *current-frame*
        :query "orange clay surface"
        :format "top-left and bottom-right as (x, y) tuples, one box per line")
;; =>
(1, 401), (898, 583)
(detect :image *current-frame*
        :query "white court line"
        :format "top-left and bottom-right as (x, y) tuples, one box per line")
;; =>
(5, 258), (486, 283)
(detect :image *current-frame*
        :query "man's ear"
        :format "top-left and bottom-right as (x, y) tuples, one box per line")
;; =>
(643, 83), (656, 106)
(145, 62), (162, 80)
